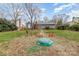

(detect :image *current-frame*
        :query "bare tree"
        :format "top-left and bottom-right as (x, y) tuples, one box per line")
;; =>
(43, 16), (49, 23)
(0, 4), (23, 28)
(9, 4), (23, 26)
(0, 12), (5, 19)
(24, 3), (41, 29)
(52, 14), (69, 25)
(0, 4), (24, 31)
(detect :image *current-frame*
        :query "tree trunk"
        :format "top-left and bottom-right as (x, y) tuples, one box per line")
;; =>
(19, 19), (21, 29)
(31, 19), (33, 29)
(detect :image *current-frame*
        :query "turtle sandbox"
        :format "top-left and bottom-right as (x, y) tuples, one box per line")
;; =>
(36, 38), (54, 47)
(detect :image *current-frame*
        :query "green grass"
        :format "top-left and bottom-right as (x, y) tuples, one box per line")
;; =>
(1, 29), (78, 43)
(44, 30), (79, 42)
(0, 31), (26, 42)
(0, 30), (39, 42)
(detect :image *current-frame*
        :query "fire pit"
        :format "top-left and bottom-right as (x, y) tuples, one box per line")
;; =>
(36, 38), (54, 47)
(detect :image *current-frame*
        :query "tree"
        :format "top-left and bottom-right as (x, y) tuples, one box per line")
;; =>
(43, 16), (49, 23)
(24, 3), (41, 29)
(0, 4), (23, 27)
(69, 24), (79, 31)
(0, 12), (5, 19)
(72, 17), (79, 24)
(0, 18), (17, 32)
(9, 4), (23, 26)
(52, 14), (69, 26)
(56, 19), (63, 26)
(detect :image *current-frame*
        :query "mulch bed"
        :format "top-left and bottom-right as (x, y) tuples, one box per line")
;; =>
(0, 33), (79, 56)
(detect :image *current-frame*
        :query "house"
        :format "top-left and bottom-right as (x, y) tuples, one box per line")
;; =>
(26, 21), (56, 29)
(10, 19), (25, 30)
(37, 23), (56, 29)
(26, 21), (32, 29)
(67, 17), (79, 26)
(73, 17), (79, 23)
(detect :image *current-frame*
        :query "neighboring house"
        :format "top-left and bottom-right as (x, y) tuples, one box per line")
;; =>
(37, 23), (56, 29)
(73, 17), (79, 23)
(11, 19), (25, 30)
(67, 17), (79, 26)
(26, 21), (56, 29)
(26, 22), (32, 29)
(66, 21), (74, 26)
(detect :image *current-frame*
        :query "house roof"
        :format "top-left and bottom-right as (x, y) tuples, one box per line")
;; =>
(27, 20), (56, 25)
(36, 21), (56, 24)
(37, 22), (56, 25)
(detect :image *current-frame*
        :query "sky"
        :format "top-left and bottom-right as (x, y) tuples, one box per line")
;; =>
(0, 3), (79, 22)
(37, 3), (79, 21)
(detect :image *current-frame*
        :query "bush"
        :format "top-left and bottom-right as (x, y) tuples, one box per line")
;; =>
(0, 24), (10, 32)
(0, 18), (17, 32)
(45, 26), (49, 29)
(8, 23), (17, 31)
(69, 24), (79, 31)
(56, 25), (69, 30)
(56, 26), (62, 30)
(19, 27), (26, 31)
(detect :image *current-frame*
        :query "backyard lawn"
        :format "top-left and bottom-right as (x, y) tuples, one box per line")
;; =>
(0, 30), (79, 42)
(0, 31), (26, 42)
(44, 30), (79, 42)
(0, 30), (39, 42)
(0, 30), (79, 55)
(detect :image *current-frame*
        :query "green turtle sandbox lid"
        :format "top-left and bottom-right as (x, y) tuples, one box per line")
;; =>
(36, 38), (54, 47)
